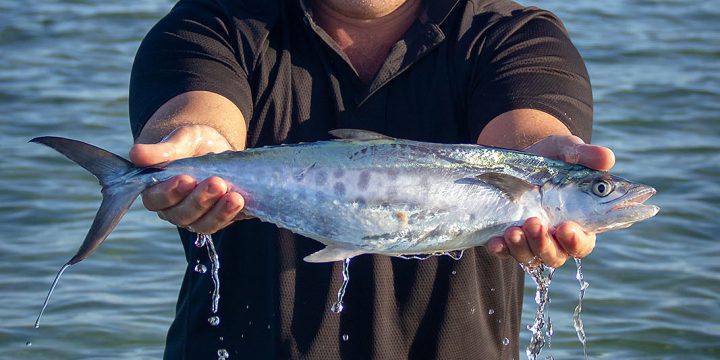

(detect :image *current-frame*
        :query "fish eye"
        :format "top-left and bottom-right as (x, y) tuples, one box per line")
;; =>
(591, 179), (614, 197)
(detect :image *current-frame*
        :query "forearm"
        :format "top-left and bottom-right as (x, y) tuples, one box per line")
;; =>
(476, 109), (573, 150)
(135, 90), (248, 151)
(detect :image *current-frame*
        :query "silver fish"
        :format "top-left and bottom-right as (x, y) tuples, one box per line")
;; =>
(32, 129), (658, 264)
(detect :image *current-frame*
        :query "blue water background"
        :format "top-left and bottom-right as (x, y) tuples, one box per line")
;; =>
(0, 0), (718, 358)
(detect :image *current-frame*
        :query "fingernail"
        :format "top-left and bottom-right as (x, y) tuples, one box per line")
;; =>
(178, 179), (195, 193)
(225, 197), (242, 212)
(529, 223), (542, 237)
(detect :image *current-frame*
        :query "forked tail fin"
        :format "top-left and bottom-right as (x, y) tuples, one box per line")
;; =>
(30, 136), (147, 265)
(31, 136), (151, 327)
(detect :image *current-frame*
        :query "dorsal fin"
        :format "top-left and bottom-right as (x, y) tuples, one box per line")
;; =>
(329, 129), (394, 141)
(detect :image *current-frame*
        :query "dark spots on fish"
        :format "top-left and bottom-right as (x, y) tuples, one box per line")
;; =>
(315, 171), (328, 186)
(358, 171), (371, 190)
(333, 182), (346, 196)
(333, 169), (345, 178)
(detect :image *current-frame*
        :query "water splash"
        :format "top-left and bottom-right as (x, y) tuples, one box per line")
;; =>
(217, 348), (229, 359)
(342, 334), (349, 341)
(573, 257), (589, 359)
(208, 316), (220, 326)
(520, 262), (555, 360)
(25, 341), (32, 347)
(330, 258), (351, 313)
(194, 264), (207, 274)
(503, 337), (510, 346)
(35, 263), (71, 328)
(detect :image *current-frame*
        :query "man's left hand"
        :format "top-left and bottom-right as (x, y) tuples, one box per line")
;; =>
(486, 135), (615, 268)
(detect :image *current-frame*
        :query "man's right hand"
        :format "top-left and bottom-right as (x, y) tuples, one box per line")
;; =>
(129, 125), (247, 234)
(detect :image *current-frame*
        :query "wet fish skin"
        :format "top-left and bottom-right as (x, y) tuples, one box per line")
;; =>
(31, 129), (658, 265)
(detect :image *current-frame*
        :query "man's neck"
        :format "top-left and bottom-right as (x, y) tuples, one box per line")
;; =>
(313, 0), (423, 83)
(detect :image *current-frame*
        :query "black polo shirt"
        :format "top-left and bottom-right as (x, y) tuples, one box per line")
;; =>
(129, 0), (592, 358)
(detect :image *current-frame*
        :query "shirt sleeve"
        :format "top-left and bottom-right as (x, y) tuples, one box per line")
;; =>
(467, 11), (593, 142)
(129, 0), (253, 139)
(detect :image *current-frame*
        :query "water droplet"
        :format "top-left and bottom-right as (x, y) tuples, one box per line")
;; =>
(217, 348), (229, 359)
(451, 270), (457, 275)
(245, 305), (250, 310)
(502, 337), (510, 346)
(219, 336), (224, 341)
(342, 334), (349, 341)
(330, 302), (344, 313)
(248, 320), (252, 326)
(490, 287), (496, 292)
(208, 316), (220, 326)
(471, 307), (476, 314)
(194, 264), (207, 273)
(25, 341), (32, 347)
(488, 309), (495, 315)
(194, 234), (207, 247)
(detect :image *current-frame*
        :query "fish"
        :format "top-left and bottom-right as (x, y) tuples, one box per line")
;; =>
(31, 129), (658, 265)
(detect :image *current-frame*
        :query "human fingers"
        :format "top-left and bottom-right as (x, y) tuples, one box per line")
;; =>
(487, 236), (510, 259)
(553, 221), (596, 258)
(185, 192), (246, 234)
(141, 175), (197, 211)
(525, 135), (615, 171)
(523, 217), (568, 268)
(129, 125), (233, 166)
(502, 226), (536, 264)
(158, 176), (228, 228)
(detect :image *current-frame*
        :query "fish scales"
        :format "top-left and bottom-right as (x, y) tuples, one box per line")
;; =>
(30, 129), (658, 264)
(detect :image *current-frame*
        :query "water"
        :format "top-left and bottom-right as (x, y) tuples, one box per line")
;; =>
(330, 258), (351, 313)
(572, 258), (589, 359)
(1, 0), (719, 358)
(522, 264), (556, 359)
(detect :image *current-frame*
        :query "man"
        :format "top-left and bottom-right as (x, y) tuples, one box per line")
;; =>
(128, 0), (614, 358)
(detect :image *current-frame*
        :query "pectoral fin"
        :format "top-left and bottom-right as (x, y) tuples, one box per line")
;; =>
(458, 173), (536, 201)
(303, 245), (366, 263)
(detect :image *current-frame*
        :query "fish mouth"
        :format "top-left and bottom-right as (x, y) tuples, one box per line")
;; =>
(610, 186), (657, 211)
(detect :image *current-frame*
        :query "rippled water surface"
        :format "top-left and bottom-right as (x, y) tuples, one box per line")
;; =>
(1, 1), (718, 359)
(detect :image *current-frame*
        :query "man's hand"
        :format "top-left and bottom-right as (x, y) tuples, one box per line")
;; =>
(129, 125), (248, 234)
(486, 135), (616, 268)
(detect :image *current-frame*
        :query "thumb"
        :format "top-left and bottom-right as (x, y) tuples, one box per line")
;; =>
(129, 125), (233, 166)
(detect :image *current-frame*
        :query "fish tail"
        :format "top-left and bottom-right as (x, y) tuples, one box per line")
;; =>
(30, 136), (148, 265)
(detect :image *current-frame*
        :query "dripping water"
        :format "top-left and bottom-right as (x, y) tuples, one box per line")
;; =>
(573, 257), (589, 359)
(520, 262), (555, 360)
(330, 258), (351, 313)
(35, 263), (72, 328)
(195, 233), (221, 314)
(396, 250), (464, 261)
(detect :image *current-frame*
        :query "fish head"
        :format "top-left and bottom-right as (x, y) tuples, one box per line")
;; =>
(542, 170), (659, 233)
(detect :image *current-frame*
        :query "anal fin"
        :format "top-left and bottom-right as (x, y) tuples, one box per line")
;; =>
(303, 245), (365, 263)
